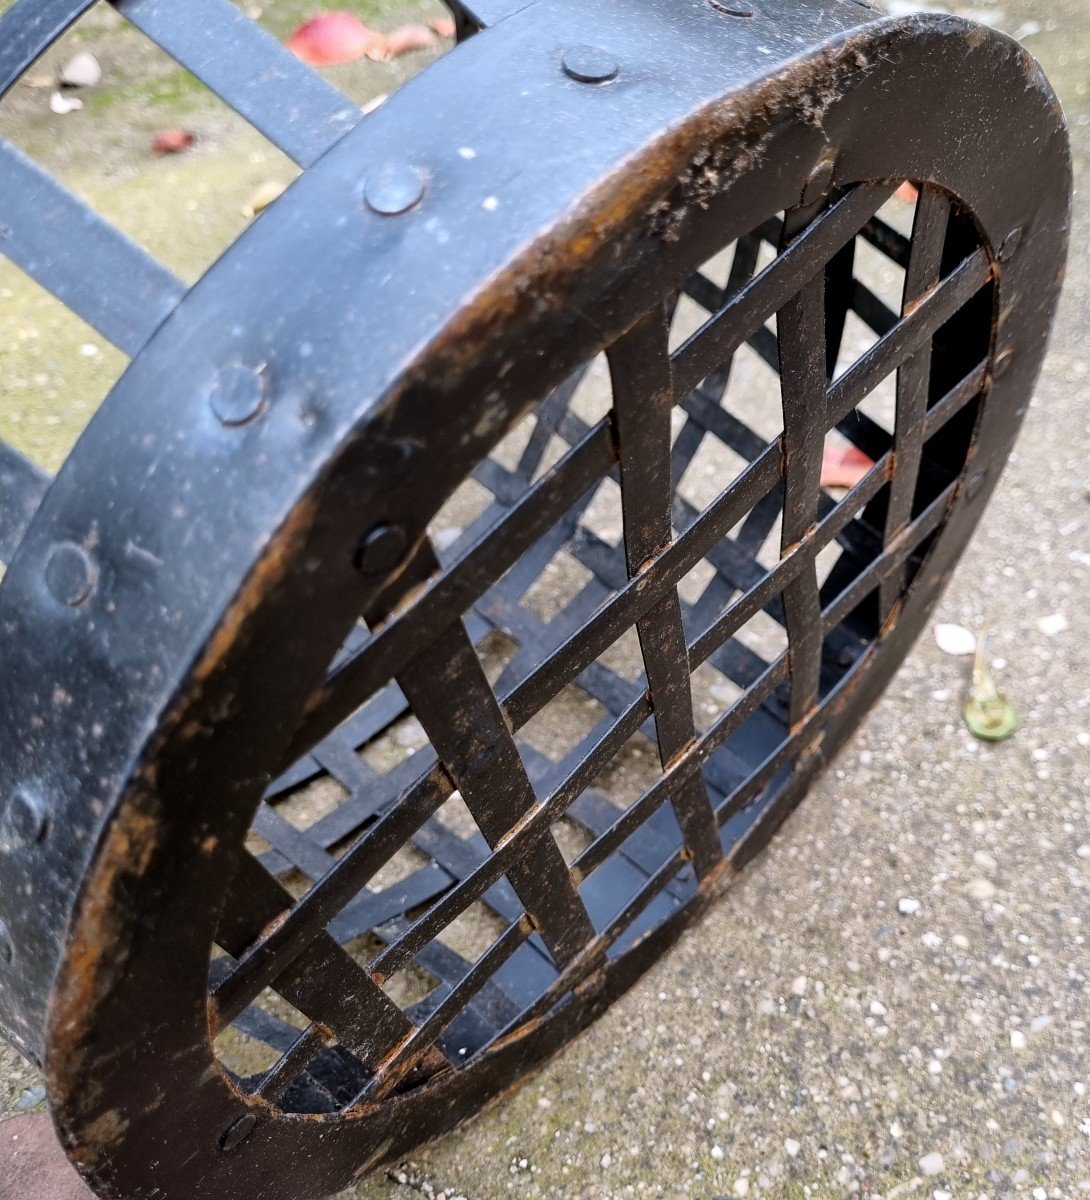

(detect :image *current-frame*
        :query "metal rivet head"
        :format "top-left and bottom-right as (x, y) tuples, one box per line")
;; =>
(999, 227), (1023, 263)
(1, 788), (49, 852)
(220, 1114), (257, 1153)
(0, 920), (13, 967)
(210, 363), (267, 427)
(364, 164), (426, 216)
(45, 542), (96, 607)
(993, 347), (1015, 379)
(801, 157), (836, 206)
(562, 45), (619, 84)
(355, 524), (409, 576)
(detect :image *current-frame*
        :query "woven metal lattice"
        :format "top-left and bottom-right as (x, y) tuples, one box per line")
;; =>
(208, 181), (993, 1113)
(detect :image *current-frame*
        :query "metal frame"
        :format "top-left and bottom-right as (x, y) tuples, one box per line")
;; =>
(0, 1), (1070, 1198)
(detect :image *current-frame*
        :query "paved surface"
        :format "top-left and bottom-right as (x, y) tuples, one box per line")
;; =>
(2, 1), (1089, 1198)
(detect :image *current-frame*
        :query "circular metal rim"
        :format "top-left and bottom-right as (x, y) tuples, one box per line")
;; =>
(0, 7), (1068, 1200)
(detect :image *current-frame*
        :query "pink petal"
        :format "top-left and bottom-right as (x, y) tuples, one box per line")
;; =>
(384, 23), (436, 58)
(820, 444), (874, 490)
(286, 12), (385, 66)
(429, 15), (457, 38)
(895, 181), (919, 204)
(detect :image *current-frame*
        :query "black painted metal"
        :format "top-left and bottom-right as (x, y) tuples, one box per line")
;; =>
(0, 1), (1070, 1198)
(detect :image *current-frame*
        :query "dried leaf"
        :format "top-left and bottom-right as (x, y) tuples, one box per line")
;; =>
(49, 91), (83, 114)
(242, 180), (287, 219)
(153, 129), (196, 155)
(286, 12), (385, 65)
(429, 15), (457, 38)
(384, 23), (436, 58)
(59, 52), (102, 88)
(933, 623), (976, 657)
(963, 632), (1017, 742)
(820, 443), (873, 490)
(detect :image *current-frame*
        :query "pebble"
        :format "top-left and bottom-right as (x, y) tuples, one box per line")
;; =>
(59, 51), (102, 88)
(898, 897), (921, 916)
(16, 1084), (46, 1112)
(869, 999), (888, 1016)
(921, 931), (943, 950)
(711, 1146), (724, 1160)
(972, 849), (998, 873)
(965, 877), (997, 901)
(790, 976), (808, 997)
(732, 1179), (750, 1198)
(1037, 611), (1068, 636)
(1077, 844), (1090, 860)
(1010, 1030), (1027, 1049)
(784, 1138), (800, 1158)
(919, 1151), (944, 1176)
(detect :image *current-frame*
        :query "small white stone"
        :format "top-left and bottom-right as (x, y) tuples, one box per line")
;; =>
(965, 877), (997, 901)
(1077, 844), (1090, 860)
(790, 976), (808, 997)
(919, 1151), (944, 1176)
(600, 1153), (612, 1168)
(889, 1121), (903, 1139)
(732, 1178), (750, 1198)
(1037, 612), (1068, 637)
(869, 999), (888, 1017)
(972, 850), (997, 873)
(784, 1138), (801, 1158)
(711, 1145), (725, 1161)
(1031, 1015), (1052, 1033)
(934, 623), (976, 656)
(952, 934), (970, 949)
(1010, 1029), (1027, 1050)
(934, 1191), (952, 1200)
(921, 931), (944, 950)
(898, 897), (921, 917)
(1034, 1189), (1048, 1200)
(59, 51), (102, 88)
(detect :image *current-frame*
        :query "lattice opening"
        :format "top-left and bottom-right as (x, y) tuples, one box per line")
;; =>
(209, 180), (994, 1112)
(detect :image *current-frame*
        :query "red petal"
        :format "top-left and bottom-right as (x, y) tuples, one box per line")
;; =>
(286, 12), (384, 65)
(820, 444), (874, 490)
(153, 128), (195, 155)
(895, 181), (919, 204)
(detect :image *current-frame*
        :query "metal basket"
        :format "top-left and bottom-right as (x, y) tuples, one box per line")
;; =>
(0, 1), (1070, 1197)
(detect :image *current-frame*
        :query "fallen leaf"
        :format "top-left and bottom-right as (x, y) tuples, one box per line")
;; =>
(384, 23), (436, 58)
(820, 443), (873, 489)
(429, 15), (457, 38)
(242, 180), (287, 219)
(153, 129), (196, 155)
(59, 51), (102, 88)
(963, 635), (1017, 742)
(934, 623), (976, 657)
(895, 181), (919, 204)
(49, 91), (82, 114)
(286, 12), (385, 65)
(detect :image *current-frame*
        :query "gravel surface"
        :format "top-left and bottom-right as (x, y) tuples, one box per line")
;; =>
(1, 1), (1089, 1198)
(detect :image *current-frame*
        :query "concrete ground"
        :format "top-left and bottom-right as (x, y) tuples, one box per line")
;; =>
(2, 1), (1089, 1198)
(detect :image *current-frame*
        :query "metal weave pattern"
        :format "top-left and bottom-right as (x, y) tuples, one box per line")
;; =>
(207, 181), (996, 1112)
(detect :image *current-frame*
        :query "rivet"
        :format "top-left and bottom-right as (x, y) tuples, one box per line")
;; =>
(708, 0), (756, 14)
(801, 156), (836, 206)
(220, 1114), (257, 1153)
(562, 45), (619, 84)
(364, 163), (425, 216)
(998, 227), (1023, 263)
(355, 524), (409, 576)
(992, 347), (1015, 379)
(0, 920), (13, 967)
(44, 542), (96, 607)
(210, 363), (267, 427)
(1, 788), (48, 852)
